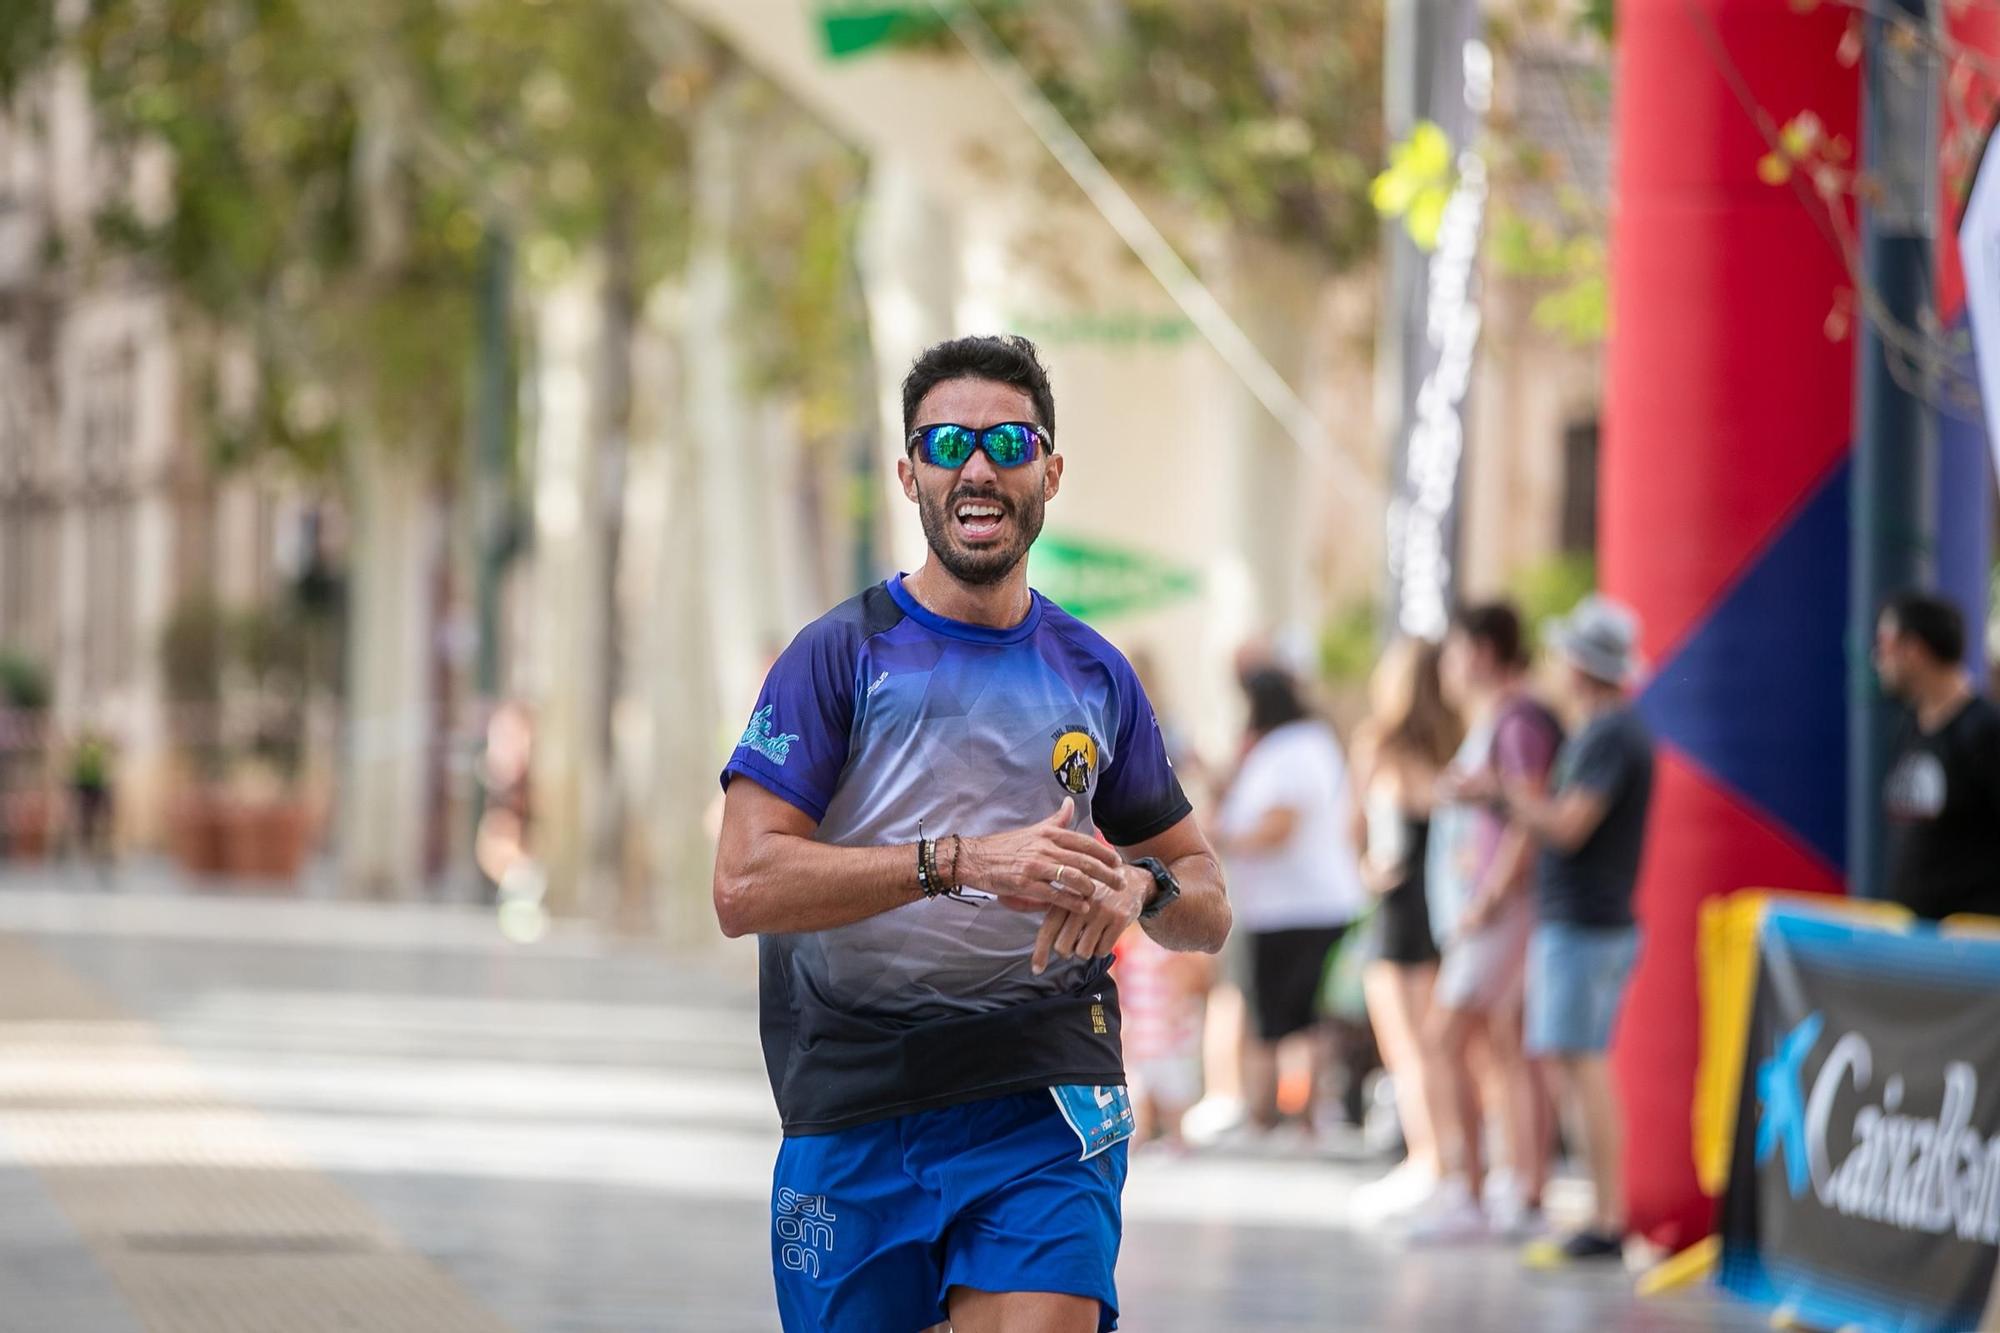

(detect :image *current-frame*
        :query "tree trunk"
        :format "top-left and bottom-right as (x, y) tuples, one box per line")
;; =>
(592, 193), (637, 924)
(526, 259), (612, 918)
(335, 75), (435, 899)
(857, 160), (957, 576)
(685, 68), (786, 723)
(622, 281), (723, 944)
(338, 436), (436, 898)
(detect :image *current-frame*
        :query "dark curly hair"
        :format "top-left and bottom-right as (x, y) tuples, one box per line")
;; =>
(900, 335), (1056, 442)
(1881, 590), (1966, 665)
(1242, 667), (1311, 737)
(1451, 601), (1528, 670)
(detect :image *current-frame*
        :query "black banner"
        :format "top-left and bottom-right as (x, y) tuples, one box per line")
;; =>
(1380, 0), (1489, 641)
(1719, 908), (2000, 1331)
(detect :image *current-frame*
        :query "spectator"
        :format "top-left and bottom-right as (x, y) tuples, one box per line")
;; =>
(1212, 667), (1368, 1137)
(1874, 591), (2000, 921)
(1410, 603), (1560, 1240)
(1118, 651), (1216, 1152)
(68, 728), (115, 880)
(1348, 638), (1461, 1218)
(1504, 595), (1655, 1263)
(1117, 922), (1212, 1151)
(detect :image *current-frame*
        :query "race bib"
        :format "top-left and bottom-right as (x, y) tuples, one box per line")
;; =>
(1049, 1084), (1136, 1161)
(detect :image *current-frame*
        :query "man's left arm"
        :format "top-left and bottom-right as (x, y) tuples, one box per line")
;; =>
(1506, 785), (1609, 853)
(1505, 728), (1622, 853)
(1031, 815), (1230, 972)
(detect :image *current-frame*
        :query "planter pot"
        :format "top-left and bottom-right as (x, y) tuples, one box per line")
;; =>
(219, 798), (311, 882)
(2, 790), (53, 860)
(168, 793), (228, 877)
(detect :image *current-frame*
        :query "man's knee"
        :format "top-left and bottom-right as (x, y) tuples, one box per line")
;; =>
(945, 1287), (1100, 1333)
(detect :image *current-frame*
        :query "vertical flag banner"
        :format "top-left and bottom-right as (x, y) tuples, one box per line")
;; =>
(1957, 128), (2000, 503)
(1382, 0), (1488, 641)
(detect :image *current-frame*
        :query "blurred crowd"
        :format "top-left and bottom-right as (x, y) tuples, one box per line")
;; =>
(1113, 584), (2000, 1263)
(1115, 595), (1658, 1266)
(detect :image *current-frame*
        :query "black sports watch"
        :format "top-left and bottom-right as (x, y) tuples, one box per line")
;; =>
(1133, 856), (1181, 920)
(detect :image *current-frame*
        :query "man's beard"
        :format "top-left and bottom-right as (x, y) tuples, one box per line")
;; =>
(916, 478), (1045, 586)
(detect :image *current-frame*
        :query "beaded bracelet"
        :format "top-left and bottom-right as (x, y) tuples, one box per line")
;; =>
(916, 820), (940, 898)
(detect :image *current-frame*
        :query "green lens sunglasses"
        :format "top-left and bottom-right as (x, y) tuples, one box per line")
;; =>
(906, 421), (1049, 470)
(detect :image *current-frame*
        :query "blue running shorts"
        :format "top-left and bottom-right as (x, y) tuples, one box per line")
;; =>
(770, 1089), (1129, 1333)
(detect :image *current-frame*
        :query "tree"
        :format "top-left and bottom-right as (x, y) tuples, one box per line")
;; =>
(980, 0), (1388, 270)
(8, 0), (710, 897)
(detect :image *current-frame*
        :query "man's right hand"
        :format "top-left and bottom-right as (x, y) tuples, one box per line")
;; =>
(955, 797), (1123, 910)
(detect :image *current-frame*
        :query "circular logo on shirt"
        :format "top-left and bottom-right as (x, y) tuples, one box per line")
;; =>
(1885, 752), (1947, 820)
(1052, 729), (1099, 795)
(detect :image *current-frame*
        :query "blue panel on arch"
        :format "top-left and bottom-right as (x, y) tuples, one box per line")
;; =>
(1636, 457), (1849, 872)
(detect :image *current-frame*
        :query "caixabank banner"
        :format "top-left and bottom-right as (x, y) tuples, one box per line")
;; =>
(1719, 908), (2000, 1331)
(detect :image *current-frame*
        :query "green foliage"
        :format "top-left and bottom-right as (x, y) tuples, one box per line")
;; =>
(732, 117), (873, 449)
(1490, 212), (1608, 344)
(232, 605), (304, 695)
(1372, 121), (1456, 251)
(1319, 600), (1381, 687)
(1578, 0), (1615, 43)
(977, 0), (1387, 269)
(0, 0), (57, 98)
(1532, 270), (1608, 342)
(0, 650), (51, 712)
(160, 594), (229, 707)
(416, 0), (700, 279)
(40, 0), (704, 486)
(65, 0), (471, 477)
(1509, 551), (1597, 642)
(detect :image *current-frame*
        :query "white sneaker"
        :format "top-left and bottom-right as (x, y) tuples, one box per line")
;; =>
(1350, 1160), (1440, 1223)
(1180, 1095), (1245, 1148)
(1402, 1179), (1489, 1244)
(1486, 1183), (1548, 1239)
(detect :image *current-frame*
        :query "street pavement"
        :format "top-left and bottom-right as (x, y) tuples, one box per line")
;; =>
(0, 863), (1772, 1332)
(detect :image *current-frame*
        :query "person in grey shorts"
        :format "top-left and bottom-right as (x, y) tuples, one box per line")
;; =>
(1409, 604), (1562, 1240)
(1503, 595), (1656, 1264)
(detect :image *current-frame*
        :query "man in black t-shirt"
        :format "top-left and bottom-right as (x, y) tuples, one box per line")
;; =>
(1502, 595), (1655, 1265)
(1875, 591), (2000, 921)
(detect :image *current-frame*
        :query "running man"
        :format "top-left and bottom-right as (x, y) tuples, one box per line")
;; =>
(713, 334), (1231, 1333)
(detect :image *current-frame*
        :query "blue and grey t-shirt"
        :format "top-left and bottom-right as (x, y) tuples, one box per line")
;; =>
(720, 574), (1192, 1135)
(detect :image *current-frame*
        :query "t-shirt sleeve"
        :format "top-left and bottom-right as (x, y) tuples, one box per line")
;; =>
(1494, 706), (1560, 784)
(718, 621), (857, 823)
(1564, 725), (1633, 802)
(1094, 657), (1194, 847)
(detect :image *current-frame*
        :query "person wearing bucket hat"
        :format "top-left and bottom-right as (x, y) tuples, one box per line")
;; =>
(1503, 594), (1656, 1265)
(1546, 594), (1643, 687)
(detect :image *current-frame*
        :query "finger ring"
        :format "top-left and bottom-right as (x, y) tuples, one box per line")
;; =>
(1054, 867), (1068, 889)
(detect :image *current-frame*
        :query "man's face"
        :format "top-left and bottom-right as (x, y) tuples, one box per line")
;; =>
(898, 376), (1062, 586)
(1874, 614), (1913, 697)
(1559, 659), (1602, 707)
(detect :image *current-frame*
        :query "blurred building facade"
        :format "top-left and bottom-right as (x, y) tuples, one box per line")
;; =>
(0, 57), (317, 852)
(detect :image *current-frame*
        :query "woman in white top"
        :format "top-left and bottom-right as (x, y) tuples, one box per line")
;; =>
(1213, 667), (1368, 1131)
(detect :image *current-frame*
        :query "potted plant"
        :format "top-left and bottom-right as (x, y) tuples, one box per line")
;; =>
(159, 596), (230, 875)
(219, 602), (318, 882)
(0, 650), (52, 860)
